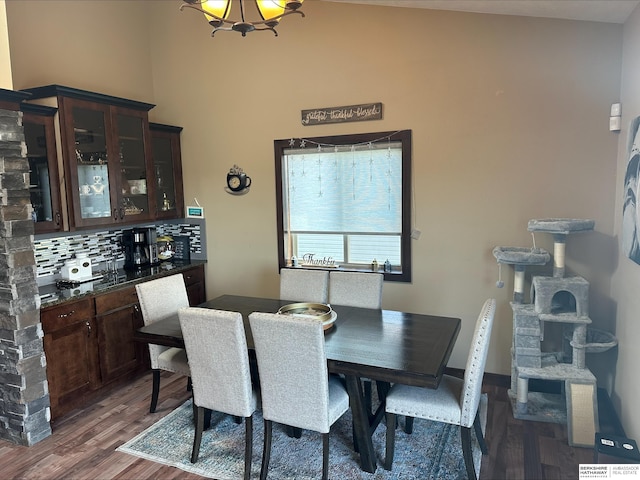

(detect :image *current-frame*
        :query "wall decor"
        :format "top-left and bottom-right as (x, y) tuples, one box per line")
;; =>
(622, 115), (640, 264)
(301, 102), (383, 126)
(225, 164), (251, 195)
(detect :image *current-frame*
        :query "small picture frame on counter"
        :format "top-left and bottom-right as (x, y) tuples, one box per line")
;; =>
(173, 236), (191, 261)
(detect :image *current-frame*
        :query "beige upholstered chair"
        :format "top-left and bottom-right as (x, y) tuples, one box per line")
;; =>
(328, 270), (383, 413)
(135, 274), (191, 413)
(179, 307), (258, 478)
(328, 271), (383, 309)
(384, 298), (496, 480)
(279, 268), (329, 304)
(249, 311), (350, 480)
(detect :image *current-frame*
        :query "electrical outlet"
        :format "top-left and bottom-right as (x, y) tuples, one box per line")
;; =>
(610, 116), (621, 132)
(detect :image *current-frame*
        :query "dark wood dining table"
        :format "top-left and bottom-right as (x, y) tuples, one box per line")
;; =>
(133, 294), (461, 473)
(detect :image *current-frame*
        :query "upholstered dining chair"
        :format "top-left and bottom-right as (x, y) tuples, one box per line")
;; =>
(384, 298), (496, 480)
(178, 307), (258, 478)
(328, 271), (383, 309)
(135, 274), (191, 413)
(328, 270), (384, 414)
(249, 311), (350, 480)
(279, 268), (329, 304)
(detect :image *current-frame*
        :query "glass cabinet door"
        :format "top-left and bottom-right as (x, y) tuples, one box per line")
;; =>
(23, 108), (62, 233)
(115, 109), (152, 221)
(72, 103), (113, 223)
(150, 124), (184, 220)
(61, 97), (153, 228)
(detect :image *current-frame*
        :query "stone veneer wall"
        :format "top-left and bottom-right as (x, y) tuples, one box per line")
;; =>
(0, 100), (52, 445)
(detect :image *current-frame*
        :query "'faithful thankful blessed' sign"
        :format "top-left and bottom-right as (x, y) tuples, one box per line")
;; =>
(301, 102), (383, 126)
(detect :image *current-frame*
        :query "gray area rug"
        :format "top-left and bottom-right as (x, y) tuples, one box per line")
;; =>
(117, 395), (486, 479)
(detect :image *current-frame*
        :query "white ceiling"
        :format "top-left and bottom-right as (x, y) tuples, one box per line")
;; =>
(325, 0), (640, 24)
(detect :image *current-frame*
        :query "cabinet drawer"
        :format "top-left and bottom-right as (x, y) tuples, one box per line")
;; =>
(183, 266), (204, 287)
(95, 286), (138, 315)
(41, 297), (93, 333)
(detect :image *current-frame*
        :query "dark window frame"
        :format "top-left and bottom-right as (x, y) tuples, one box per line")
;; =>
(274, 129), (412, 282)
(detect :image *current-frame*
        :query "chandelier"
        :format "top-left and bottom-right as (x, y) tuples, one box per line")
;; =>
(180, 0), (305, 37)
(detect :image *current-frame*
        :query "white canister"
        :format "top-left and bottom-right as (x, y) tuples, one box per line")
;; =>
(75, 253), (93, 279)
(61, 255), (93, 281)
(60, 260), (80, 281)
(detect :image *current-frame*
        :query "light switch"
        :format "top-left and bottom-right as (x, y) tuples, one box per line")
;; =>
(611, 103), (622, 117)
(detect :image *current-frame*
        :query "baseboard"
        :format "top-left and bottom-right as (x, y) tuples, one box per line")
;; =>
(444, 367), (510, 387)
(597, 388), (626, 437)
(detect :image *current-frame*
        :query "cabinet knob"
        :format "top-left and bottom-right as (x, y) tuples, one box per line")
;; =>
(86, 321), (92, 337)
(55, 212), (61, 226)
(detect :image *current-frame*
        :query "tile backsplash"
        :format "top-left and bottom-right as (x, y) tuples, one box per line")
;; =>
(34, 220), (205, 281)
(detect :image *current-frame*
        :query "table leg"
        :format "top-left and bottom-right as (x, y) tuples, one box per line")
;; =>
(345, 375), (377, 473)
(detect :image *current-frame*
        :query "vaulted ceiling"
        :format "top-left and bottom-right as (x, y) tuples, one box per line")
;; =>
(325, 0), (640, 24)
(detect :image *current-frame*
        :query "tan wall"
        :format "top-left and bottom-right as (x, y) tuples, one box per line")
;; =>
(5, 1), (624, 382)
(612, 3), (640, 443)
(6, 0), (153, 103)
(0, 0), (12, 89)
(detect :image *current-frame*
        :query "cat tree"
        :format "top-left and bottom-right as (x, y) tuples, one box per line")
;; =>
(493, 218), (617, 447)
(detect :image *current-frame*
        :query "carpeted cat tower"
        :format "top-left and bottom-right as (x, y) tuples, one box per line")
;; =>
(493, 218), (617, 448)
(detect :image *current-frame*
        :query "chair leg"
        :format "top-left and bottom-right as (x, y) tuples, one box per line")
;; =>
(404, 416), (414, 434)
(352, 423), (359, 453)
(461, 425), (477, 480)
(204, 408), (212, 430)
(322, 432), (329, 480)
(384, 412), (396, 470)
(150, 369), (161, 413)
(244, 415), (253, 480)
(473, 410), (488, 454)
(260, 419), (272, 480)
(191, 405), (205, 463)
(285, 425), (302, 438)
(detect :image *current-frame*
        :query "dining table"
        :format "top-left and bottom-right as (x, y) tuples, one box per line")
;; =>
(133, 294), (461, 473)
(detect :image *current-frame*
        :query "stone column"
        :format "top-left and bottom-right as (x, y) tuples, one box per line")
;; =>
(0, 90), (51, 446)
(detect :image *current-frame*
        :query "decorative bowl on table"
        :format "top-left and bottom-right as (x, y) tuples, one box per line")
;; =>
(277, 302), (337, 331)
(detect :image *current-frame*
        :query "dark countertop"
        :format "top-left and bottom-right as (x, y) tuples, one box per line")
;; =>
(38, 260), (207, 308)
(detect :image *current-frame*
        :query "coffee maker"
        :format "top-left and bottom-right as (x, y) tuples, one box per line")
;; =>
(122, 227), (159, 270)
(145, 227), (159, 265)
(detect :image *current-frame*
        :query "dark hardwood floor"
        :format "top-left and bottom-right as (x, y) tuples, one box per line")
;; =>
(479, 382), (594, 480)
(0, 372), (598, 479)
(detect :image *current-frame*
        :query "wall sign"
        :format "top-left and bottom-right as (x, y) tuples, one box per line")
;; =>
(301, 102), (383, 126)
(173, 236), (191, 261)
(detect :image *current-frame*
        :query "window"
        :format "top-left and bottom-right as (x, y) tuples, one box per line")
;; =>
(275, 130), (412, 282)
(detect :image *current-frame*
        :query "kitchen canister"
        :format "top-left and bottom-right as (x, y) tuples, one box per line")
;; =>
(60, 253), (93, 281)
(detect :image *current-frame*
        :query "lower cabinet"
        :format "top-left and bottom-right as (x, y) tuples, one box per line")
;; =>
(183, 264), (206, 305)
(94, 286), (144, 384)
(42, 263), (206, 421)
(41, 297), (100, 419)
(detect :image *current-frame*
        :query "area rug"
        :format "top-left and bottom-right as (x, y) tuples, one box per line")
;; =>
(117, 395), (487, 479)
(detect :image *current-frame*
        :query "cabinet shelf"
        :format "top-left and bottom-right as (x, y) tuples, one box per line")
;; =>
(77, 161), (108, 167)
